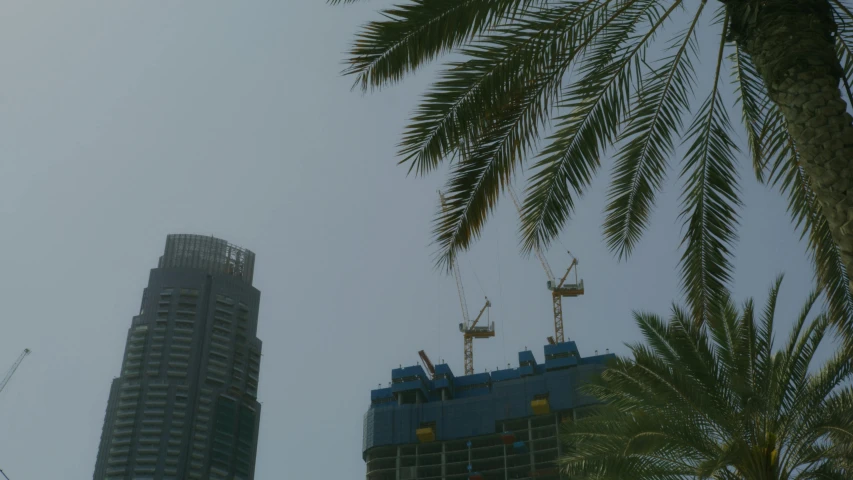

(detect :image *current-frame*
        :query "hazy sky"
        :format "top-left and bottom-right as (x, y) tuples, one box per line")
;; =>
(0, 1), (822, 479)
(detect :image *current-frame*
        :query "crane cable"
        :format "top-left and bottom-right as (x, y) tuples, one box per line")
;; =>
(497, 232), (507, 367)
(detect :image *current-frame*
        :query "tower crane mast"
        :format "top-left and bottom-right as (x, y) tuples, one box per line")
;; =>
(0, 349), (30, 396)
(439, 191), (495, 375)
(460, 298), (492, 375)
(508, 188), (584, 343)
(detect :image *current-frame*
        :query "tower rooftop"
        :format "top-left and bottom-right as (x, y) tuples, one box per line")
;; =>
(158, 234), (255, 285)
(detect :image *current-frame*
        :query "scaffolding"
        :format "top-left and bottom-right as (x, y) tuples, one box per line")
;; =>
(365, 413), (569, 480)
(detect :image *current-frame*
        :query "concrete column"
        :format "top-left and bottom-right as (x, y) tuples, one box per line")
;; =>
(503, 445), (508, 480)
(555, 414), (562, 457)
(441, 443), (446, 480)
(528, 418), (535, 473)
(396, 446), (401, 480)
(502, 422), (508, 480)
(415, 445), (419, 479)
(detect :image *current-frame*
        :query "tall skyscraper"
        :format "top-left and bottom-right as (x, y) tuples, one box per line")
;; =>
(93, 234), (263, 480)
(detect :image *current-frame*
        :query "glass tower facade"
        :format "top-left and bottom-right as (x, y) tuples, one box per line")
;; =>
(93, 234), (263, 480)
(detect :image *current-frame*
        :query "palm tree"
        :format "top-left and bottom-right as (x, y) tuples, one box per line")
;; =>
(561, 277), (853, 479)
(334, 0), (853, 328)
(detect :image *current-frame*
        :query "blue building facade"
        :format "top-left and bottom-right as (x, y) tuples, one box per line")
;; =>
(363, 342), (615, 480)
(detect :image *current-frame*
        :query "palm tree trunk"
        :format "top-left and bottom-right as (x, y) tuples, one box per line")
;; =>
(734, 0), (853, 295)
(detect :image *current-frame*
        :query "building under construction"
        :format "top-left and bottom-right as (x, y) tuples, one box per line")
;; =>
(362, 342), (615, 480)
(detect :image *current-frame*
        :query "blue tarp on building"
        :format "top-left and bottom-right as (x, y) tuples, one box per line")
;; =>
(362, 342), (615, 457)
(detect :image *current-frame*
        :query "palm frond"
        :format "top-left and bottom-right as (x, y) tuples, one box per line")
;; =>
(398, 2), (597, 177)
(730, 44), (774, 183)
(769, 135), (853, 338)
(738, 297), (758, 396)
(677, 13), (741, 323)
(520, 0), (680, 253)
(744, 30), (853, 335)
(562, 279), (853, 479)
(603, 1), (704, 259)
(433, 0), (670, 265)
(832, 0), (853, 32)
(834, 4), (853, 112)
(344, 0), (544, 91)
(343, 0), (853, 352)
(782, 339), (853, 470)
(433, 83), (543, 269)
(754, 276), (781, 398)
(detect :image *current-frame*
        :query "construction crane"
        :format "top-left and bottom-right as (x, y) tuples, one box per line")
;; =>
(0, 349), (31, 396)
(508, 188), (584, 343)
(439, 191), (495, 375)
(418, 350), (436, 379)
(459, 298), (493, 375)
(0, 468), (10, 480)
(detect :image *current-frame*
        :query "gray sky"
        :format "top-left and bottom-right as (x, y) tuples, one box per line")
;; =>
(0, 1), (821, 479)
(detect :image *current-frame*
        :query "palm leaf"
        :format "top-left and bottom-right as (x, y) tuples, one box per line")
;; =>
(520, 0), (679, 253)
(832, 0), (853, 34)
(433, 0), (664, 266)
(343, 0), (544, 91)
(677, 12), (741, 322)
(768, 132), (853, 338)
(730, 44), (775, 183)
(561, 278), (853, 479)
(398, 1), (597, 177)
(434, 79), (551, 269)
(603, 0), (704, 259)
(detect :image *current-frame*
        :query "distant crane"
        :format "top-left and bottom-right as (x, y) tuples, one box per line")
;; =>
(439, 191), (495, 375)
(0, 350), (28, 478)
(508, 188), (584, 343)
(459, 298), (493, 375)
(0, 349), (31, 396)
